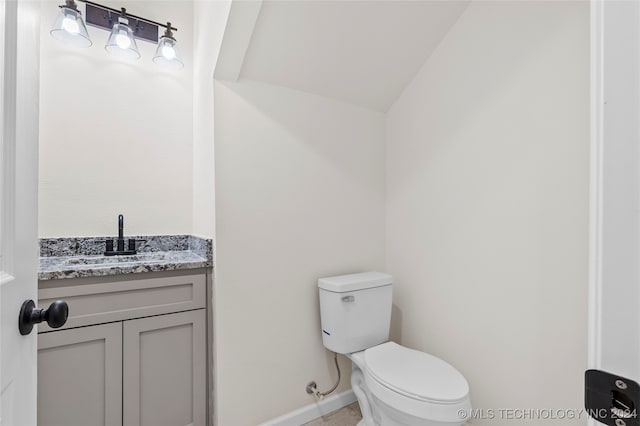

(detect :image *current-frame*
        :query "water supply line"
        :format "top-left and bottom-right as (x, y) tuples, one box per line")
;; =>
(306, 352), (341, 400)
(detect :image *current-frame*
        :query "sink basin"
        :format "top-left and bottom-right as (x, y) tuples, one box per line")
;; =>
(62, 252), (171, 267)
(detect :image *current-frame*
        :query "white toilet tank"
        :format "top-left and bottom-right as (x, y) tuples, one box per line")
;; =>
(318, 272), (393, 354)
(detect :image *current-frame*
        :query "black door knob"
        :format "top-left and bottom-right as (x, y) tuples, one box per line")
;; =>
(19, 299), (69, 335)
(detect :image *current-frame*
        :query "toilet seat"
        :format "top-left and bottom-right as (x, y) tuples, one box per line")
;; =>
(364, 342), (469, 404)
(363, 342), (471, 422)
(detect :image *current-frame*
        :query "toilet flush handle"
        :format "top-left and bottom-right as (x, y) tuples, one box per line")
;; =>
(341, 295), (355, 303)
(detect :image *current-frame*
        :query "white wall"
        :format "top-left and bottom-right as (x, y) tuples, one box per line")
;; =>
(192, 0), (230, 239)
(38, 1), (194, 237)
(213, 79), (386, 425)
(386, 2), (589, 424)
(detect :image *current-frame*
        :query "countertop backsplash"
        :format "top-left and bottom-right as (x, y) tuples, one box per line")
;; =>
(40, 235), (211, 259)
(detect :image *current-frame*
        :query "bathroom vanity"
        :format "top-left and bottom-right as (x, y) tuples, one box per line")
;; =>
(36, 236), (212, 426)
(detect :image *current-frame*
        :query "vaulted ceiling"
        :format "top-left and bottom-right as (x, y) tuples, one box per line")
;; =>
(216, 0), (470, 111)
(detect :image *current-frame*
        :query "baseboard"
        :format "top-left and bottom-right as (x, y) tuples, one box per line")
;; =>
(258, 389), (357, 426)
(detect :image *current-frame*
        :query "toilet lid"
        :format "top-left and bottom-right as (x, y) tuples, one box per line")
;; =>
(364, 342), (469, 403)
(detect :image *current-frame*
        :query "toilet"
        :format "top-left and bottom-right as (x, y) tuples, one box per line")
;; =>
(318, 272), (471, 426)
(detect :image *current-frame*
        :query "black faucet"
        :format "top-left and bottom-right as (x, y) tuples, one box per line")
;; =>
(117, 214), (125, 251)
(104, 214), (137, 256)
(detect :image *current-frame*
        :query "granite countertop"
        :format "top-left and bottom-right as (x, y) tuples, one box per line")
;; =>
(39, 235), (213, 280)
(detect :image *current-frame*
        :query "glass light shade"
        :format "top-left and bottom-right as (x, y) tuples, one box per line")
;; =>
(105, 22), (140, 59)
(153, 36), (183, 70)
(50, 6), (92, 48)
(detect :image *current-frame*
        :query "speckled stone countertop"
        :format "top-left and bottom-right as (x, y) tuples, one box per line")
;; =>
(39, 235), (213, 280)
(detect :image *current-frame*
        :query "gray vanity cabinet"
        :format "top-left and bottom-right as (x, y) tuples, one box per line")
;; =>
(37, 271), (208, 426)
(123, 310), (206, 426)
(38, 322), (123, 426)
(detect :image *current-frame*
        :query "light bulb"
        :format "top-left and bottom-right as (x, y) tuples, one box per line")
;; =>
(61, 16), (79, 34)
(105, 22), (139, 59)
(115, 30), (131, 49)
(161, 45), (176, 60)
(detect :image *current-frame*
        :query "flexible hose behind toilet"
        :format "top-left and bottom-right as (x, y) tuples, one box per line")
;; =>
(306, 352), (341, 400)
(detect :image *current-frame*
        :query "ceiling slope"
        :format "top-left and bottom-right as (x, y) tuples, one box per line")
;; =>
(233, 0), (469, 111)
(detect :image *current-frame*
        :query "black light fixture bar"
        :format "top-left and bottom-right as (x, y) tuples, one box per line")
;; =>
(79, 0), (177, 44)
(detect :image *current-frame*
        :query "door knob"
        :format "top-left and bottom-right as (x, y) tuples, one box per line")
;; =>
(19, 300), (68, 335)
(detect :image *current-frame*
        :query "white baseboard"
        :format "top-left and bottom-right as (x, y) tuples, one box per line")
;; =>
(258, 390), (357, 426)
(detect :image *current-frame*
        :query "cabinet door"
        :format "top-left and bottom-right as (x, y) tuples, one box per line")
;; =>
(123, 310), (206, 426)
(38, 322), (123, 426)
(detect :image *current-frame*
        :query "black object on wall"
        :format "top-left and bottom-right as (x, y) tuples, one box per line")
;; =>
(585, 369), (640, 426)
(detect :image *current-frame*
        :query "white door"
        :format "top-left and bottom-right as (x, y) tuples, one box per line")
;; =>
(0, 1), (41, 426)
(589, 1), (640, 425)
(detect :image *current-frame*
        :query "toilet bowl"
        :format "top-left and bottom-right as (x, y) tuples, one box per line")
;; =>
(317, 272), (472, 426)
(349, 342), (470, 426)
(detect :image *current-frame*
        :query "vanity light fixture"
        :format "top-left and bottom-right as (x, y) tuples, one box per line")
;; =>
(50, 0), (182, 69)
(50, 0), (92, 48)
(152, 24), (183, 70)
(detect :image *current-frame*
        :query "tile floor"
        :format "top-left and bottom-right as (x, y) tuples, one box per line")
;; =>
(303, 402), (362, 426)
